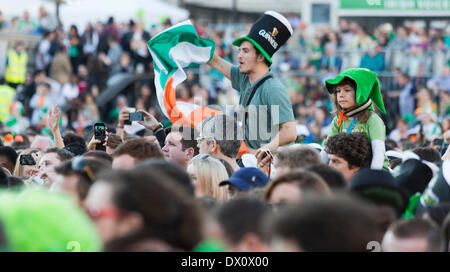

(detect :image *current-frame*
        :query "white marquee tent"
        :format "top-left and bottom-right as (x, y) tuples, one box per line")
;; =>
(0, 0), (190, 30)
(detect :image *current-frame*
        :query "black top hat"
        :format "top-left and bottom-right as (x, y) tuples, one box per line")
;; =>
(232, 11), (293, 65)
(395, 159), (435, 198)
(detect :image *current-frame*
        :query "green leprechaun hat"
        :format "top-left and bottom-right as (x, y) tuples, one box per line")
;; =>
(232, 11), (293, 65)
(325, 68), (386, 114)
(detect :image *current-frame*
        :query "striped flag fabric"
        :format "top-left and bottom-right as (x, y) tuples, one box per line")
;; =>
(147, 20), (221, 127)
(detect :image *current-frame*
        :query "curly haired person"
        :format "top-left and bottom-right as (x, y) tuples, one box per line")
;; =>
(324, 132), (372, 184)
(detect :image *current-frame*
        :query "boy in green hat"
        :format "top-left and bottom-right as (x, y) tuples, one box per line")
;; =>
(324, 68), (388, 169)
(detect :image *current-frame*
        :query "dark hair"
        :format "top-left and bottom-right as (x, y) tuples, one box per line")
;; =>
(98, 169), (204, 252)
(63, 132), (87, 150)
(55, 158), (111, 201)
(112, 138), (163, 162)
(168, 126), (199, 156)
(11, 134), (31, 150)
(263, 170), (331, 201)
(216, 196), (272, 245)
(325, 132), (372, 169)
(275, 145), (322, 169)
(70, 24), (79, 36)
(388, 218), (445, 252)
(43, 30), (53, 38)
(218, 158), (234, 177)
(163, 17), (172, 26)
(385, 139), (398, 151)
(55, 44), (66, 53)
(44, 147), (75, 161)
(0, 168), (23, 188)
(107, 16), (114, 25)
(254, 45), (271, 67)
(333, 77), (357, 92)
(267, 193), (378, 251)
(32, 69), (45, 78)
(412, 147), (442, 163)
(83, 150), (113, 163)
(305, 164), (347, 189)
(134, 159), (194, 196)
(64, 144), (86, 156)
(106, 134), (123, 150)
(400, 71), (410, 81)
(0, 146), (18, 167)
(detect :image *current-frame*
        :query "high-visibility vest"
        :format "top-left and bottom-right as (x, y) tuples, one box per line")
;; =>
(0, 84), (16, 122)
(5, 49), (28, 84)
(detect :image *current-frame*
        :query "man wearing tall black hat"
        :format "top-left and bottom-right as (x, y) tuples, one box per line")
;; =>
(208, 11), (296, 156)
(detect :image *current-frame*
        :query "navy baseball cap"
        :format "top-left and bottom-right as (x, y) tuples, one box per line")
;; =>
(219, 167), (269, 191)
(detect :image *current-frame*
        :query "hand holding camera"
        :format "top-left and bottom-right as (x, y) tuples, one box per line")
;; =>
(129, 112), (144, 122)
(136, 110), (161, 132)
(20, 154), (36, 166)
(119, 108), (146, 127)
(118, 108), (130, 127)
(256, 148), (273, 177)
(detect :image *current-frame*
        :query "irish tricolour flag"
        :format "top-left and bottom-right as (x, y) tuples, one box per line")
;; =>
(148, 20), (221, 127)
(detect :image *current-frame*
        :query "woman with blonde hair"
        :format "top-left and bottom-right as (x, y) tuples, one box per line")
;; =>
(13, 149), (43, 178)
(187, 154), (230, 202)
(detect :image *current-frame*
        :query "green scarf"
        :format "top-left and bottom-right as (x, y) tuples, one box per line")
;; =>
(402, 193), (421, 219)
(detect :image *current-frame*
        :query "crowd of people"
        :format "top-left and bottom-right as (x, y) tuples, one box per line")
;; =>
(0, 107), (449, 252)
(0, 7), (449, 252)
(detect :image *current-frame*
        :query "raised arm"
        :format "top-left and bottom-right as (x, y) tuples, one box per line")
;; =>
(47, 105), (64, 148)
(137, 109), (166, 149)
(208, 53), (232, 80)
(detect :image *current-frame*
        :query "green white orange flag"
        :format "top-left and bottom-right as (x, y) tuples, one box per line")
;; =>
(147, 20), (221, 127)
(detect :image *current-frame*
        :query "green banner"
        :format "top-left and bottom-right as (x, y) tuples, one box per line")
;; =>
(340, 0), (450, 10)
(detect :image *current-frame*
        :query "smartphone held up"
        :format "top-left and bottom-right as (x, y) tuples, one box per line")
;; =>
(20, 154), (36, 166)
(94, 123), (106, 151)
(129, 112), (144, 122)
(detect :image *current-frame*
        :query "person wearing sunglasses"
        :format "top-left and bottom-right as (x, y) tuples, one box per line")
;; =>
(197, 114), (243, 172)
(84, 168), (203, 251)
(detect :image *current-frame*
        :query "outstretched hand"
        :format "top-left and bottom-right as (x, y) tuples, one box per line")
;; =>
(137, 109), (160, 131)
(47, 104), (60, 132)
